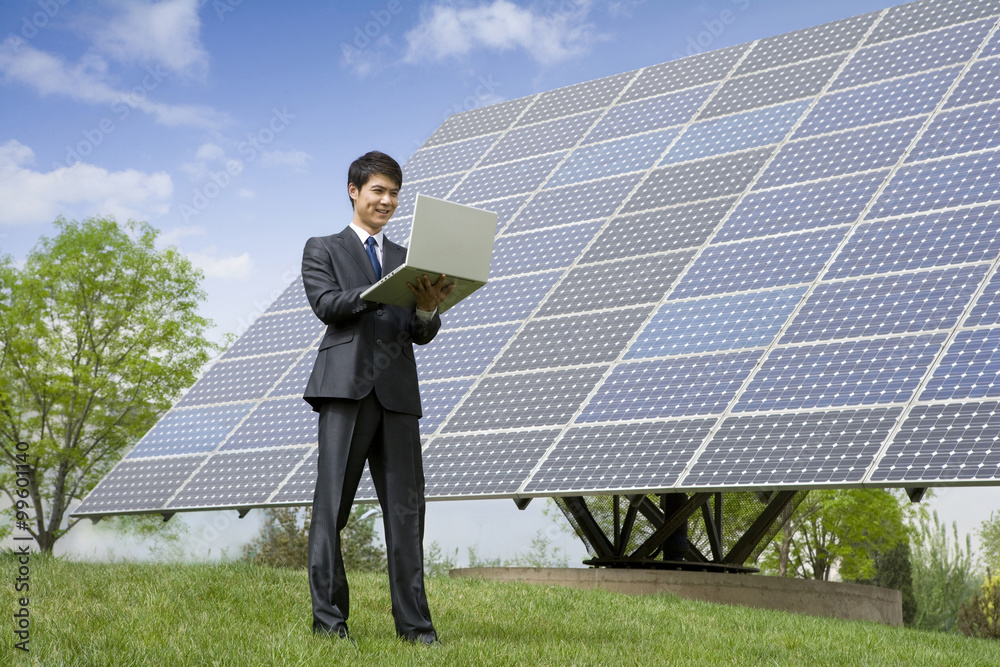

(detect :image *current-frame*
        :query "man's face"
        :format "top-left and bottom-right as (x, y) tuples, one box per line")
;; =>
(349, 173), (399, 235)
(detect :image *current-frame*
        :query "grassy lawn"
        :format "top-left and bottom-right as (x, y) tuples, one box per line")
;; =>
(3, 553), (998, 666)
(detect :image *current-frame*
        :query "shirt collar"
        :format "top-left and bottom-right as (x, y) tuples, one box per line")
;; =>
(348, 222), (384, 248)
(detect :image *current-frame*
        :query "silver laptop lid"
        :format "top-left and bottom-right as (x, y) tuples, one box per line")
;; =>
(405, 195), (497, 281)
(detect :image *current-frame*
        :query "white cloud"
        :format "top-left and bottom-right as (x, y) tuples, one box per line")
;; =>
(0, 139), (172, 225)
(238, 188), (255, 199)
(404, 0), (601, 66)
(260, 149), (312, 173)
(186, 247), (254, 280)
(194, 143), (227, 162)
(92, 0), (209, 78)
(0, 37), (227, 129)
(157, 225), (205, 247)
(607, 0), (646, 19)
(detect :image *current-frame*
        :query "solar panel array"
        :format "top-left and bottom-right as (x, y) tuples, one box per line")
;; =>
(76, 0), (1000, 518)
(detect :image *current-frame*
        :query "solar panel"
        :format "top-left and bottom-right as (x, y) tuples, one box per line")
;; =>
(76, 0), (1000, 520)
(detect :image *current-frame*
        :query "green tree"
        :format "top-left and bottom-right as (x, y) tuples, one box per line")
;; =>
(911, 510), (980, 633)
(0, 217), (214, 552)
(856, 541), (918, 626)
(243, 505), (386, 572)
(979, 511), (1000, 572)
(761, 489), (913, 581)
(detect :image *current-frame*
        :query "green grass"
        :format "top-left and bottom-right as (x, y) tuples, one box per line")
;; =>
(3, 553), (999, 666)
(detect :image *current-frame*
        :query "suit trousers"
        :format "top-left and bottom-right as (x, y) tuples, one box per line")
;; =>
(307, 390), (435, 638)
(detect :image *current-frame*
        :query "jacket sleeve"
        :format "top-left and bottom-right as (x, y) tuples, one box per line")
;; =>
(411, 310), (442, 346)
(301, 236), (376, 325)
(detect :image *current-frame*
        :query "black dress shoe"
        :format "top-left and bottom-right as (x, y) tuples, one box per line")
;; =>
(313, 623), (355, 645)
(403, 631), (441, 646)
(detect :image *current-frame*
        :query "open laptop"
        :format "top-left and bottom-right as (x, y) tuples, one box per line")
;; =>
(361, 194), (498, 313)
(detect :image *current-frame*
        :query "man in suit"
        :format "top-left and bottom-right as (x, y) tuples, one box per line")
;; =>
(301, 151), (453, 645)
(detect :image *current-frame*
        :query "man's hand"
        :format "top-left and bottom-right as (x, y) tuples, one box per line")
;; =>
(408, 274), (455, 312)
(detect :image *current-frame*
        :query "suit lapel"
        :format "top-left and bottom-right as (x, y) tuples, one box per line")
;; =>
(383, 237), (406, 274)
(335, 227), (378, 284)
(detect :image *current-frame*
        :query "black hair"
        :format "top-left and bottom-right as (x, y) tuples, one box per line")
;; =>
(347, 151), (402, 208)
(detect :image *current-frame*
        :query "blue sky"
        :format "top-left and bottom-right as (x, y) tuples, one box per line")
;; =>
(3, 0), (998, 563)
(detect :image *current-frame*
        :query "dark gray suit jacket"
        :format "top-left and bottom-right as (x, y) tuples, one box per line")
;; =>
(301, 227), (441, 416)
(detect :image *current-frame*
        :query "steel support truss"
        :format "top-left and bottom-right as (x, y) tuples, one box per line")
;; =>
(554, 491), (807, 573)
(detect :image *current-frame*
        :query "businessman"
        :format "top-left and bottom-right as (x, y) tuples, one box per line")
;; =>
(301, 151), (453, 645)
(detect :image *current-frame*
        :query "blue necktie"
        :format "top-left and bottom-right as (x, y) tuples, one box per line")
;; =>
(365, 236), (382, 280)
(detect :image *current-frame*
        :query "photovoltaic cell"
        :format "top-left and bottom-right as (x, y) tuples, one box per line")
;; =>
(833, 19), (993, 90)
(405, 134), (500, 181)
(422, 430), (560, 496)
(795, 67), (958, 138)
(451, 153), (564, 203)
(395, 175), (463, 218)
(480, 112), (598, 166)
(865, 0), (999, 44)
(623, 148), (772, 212)
(721, 171), (885, 242)
(223, 309), (323, 359)
(167, 448), (309, 508)
(582, 198), (736, 262)
(484, 194), (531, 233)
(174, 352), (301, 407)
(270, 351), (315, 398)
(583, 86), (713, 144)
(627, 287), (807, 358)
(829, 203), (1000, 279)
(222, 397), (316, 450)
(966, 268), (1000, 326)
(757, 117), (925, 189)
(619, 45), (747, 102)
(517, 72), (634, 125)
(491, 221), (603, 278)
(523, 420), (717, 493)
(983, 23), (1000, 55)
(419, 379), (476, 434)
(578, 351), (762, 421)
(424, 96), (534, 147)
(491, 306), (653, 373)
(870, 149), (1000, 218)
(871, 401), (1000, 483)
(126, 403), (256, 458)
(701, 55), (844, 119)
(734, 333), (948, 412)
(670, 227), (846, 299)
(74, 457), (204, 514)
(444, 271), (562, 328)
(910, 99), (1000, 161)
(269, 448), (319, 504)
(735, 12), (877, 75)
(538, 250), (695, 316)
(947, 57), (1000, 107)
(545, 131), (679, 187)
(921, 328), (1000, 400)
(442, 367), (608, 433)
(264, 280), (310, 314)
(507, 174), (642, 233)
(661, 101), (807, 165)
(686, 408), (903, 486)
(415, 323), (519, 380)
(782, 265), (988, 344)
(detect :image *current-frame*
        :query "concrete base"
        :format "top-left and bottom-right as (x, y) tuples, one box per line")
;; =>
(450, 567), (903, 627)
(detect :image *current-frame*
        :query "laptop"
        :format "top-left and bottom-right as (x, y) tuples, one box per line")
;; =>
(361, 194), (498, 313)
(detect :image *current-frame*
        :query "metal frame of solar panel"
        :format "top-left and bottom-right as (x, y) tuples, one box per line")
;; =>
(76, 0), (1000, 567)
